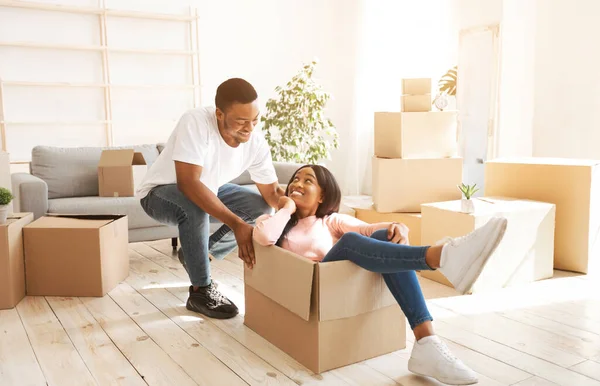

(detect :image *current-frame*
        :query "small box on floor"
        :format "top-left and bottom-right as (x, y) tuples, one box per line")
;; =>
(0, 213), (34, 309)
(372, 156), (463, 213)
(401, 95), (431, 112)
(374, 111), (458, 159)
(485, 158), (600, 274)
(98, 149), (147, 197)
(402, 78), (431, 95)
(355, 206), (422, 246)
(244, 242), (406, 374)
(420, 197), (555, 293)
(24, 214), (129, 297)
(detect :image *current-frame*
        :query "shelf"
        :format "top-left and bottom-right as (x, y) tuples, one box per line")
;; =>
(108, 47), (197, 55)
(0, 1), (198, 21)
(1, 120), (109, 125)
(0, 41), (103, 52)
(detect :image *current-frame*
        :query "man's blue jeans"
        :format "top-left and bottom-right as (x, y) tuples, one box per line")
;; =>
(140, 183), (272, 287)
(321, 230), (434, 329)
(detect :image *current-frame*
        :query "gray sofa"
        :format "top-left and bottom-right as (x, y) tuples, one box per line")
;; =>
(11, 145), (300, 243)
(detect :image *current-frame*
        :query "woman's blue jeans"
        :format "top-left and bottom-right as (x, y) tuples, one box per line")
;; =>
(321, 230), (434, 329)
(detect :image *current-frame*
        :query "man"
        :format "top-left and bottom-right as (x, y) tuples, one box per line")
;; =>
(137, 78), (284, 319)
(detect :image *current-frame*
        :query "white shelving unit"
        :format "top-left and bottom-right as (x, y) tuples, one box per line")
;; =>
(0, 0), (201, 164)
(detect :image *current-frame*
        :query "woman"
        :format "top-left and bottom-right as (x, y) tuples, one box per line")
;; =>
(252, 165), (507, 386)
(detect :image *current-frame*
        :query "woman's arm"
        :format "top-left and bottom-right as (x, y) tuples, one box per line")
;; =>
(327, 213), (392, 237)
(252, 208), (293, 246)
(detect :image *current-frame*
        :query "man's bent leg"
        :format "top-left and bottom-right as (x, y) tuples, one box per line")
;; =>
(140, 184), (239, 319)
(208, 183), (273, 260)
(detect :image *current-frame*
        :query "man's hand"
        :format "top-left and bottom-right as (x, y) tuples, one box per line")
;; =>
(257, 182), (285, 209)
(278, 196), (297, 214)
(233, 221), (255, 268)
(387, 223), (409, 245)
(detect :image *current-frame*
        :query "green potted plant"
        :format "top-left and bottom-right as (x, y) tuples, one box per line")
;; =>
(0, 187), (13, 223)
(458, 183), (479, 213)
(262, 59), (339, 164)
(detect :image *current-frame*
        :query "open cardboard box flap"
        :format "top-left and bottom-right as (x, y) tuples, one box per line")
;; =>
(317, 260), (397, 321)
(26, 214), (126, 229)
(98, 149), (146, 167)
(246, 241), (316, 321)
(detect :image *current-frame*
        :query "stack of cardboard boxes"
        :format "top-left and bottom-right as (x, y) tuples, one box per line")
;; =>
(356, 78), (463, 246)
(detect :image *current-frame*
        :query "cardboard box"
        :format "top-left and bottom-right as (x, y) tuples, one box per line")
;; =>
(24, 214), (129, 297)
(402, 78), (431, 95)
(401, 94), (431, 112)
(420, 197), (556, 293)
(98, 149), (147, 197)
(355, 206), (422, 246)
(0, 213), (34, 309)
(244, 242), (406, 373)
(374, 111), (458, 159)
(372, 157), (463, 213)
(485, 158), (600, 274)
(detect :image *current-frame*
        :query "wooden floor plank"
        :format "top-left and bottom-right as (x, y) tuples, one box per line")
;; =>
(427, 304), (600, 386)
(16, 296), (96, 386)
(0, 308), (46, 386)
(108, 282), (247, 386)
(81, 293), (197, 386)
(46, 296), (146, 386)
(126, 250), (299, 386)
(571, 360), (600, 382)
(513, 376), (559, 385)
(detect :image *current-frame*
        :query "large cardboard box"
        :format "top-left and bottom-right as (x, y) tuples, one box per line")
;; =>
(485, 158), (600, 273)
(98, 149), (147, 197)
(402, 78), (431, 95)
(24, 214), (129, 297)
(420, 197), (556, 293)
(372, 157), (463, 213)
(0, 213), (34, 309)
(401, 94), (431, 112)
(244, 242), (406, 373)
(355, 206), (422, 246)
(374, 111), (458, 159)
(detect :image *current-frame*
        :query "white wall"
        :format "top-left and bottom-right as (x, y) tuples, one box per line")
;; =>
(533, 0), (600, 159)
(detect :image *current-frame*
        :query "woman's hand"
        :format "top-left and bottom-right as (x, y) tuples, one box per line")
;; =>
(387, 222), (409, 245)
(278, 196), (297, 214)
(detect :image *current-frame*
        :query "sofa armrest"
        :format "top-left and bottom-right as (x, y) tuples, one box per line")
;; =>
(11, 173), (48, 219)
(273, 162), (302, 185)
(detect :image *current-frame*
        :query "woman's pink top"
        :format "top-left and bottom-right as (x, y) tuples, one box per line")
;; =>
(252, 208), (391, 262)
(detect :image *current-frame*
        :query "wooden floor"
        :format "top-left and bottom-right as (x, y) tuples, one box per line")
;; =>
(2, 239), (600, 386)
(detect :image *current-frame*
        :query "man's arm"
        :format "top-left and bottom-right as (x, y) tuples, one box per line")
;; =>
(175, 161), (255, 266)
(256, 181), (285, 209)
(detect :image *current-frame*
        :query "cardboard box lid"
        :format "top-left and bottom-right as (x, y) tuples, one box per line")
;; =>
(246, 242), (316, 321)
(25, 214), (126, 229)
(98, 149), (147, 167)
(487, 157), (600, 167)
(317, 261), (396, 321)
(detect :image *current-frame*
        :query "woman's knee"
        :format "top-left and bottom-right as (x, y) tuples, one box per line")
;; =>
(370, 229), (389, 241)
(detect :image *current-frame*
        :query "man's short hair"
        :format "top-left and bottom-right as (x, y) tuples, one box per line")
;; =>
(215, 78), (258, 112)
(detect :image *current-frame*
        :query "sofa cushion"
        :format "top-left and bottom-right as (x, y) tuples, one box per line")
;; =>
(31, 145), (160, 199)
(48, 196), (162, 229)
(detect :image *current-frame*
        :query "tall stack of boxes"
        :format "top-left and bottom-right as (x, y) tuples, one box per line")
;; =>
(356, 78), (463, 245)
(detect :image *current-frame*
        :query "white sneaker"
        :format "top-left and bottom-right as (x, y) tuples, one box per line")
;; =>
(438, 216), (508, 294)
(408, 335), (478, 385)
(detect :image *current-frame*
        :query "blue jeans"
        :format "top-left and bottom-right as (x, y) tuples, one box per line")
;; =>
(140, 183), (272, 287)
(321, 229), (434, 329)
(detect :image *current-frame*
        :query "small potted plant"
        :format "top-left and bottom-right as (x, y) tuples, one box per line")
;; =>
(458, 183), (479, 213)
(0, 187), (13, 224)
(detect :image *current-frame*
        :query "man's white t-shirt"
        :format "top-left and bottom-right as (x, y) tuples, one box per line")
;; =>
(136, 107), (278, 199)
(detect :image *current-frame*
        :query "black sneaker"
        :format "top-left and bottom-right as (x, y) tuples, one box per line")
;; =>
(186, 283), (239, 319)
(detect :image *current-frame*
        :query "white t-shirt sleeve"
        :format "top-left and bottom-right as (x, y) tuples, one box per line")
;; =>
(247, 135), (278, 185)
(172, 112), (208, 166)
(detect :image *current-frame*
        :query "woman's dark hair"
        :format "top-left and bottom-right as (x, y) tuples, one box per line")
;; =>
(215, 78), (258, 112)
(275, 165), (342, 246)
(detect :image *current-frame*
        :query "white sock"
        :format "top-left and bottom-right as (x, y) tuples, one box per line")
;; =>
(439, 244), (449, 268)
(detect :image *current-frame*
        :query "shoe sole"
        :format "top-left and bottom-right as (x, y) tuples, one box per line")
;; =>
(186, 300), (239, 320)
(454, 218), (508, 294)
(408, 359), (479, 385)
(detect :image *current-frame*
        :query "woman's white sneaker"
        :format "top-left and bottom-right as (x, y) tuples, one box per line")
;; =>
(408, 335), (478, 385)
(437, 216), (508, 294)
